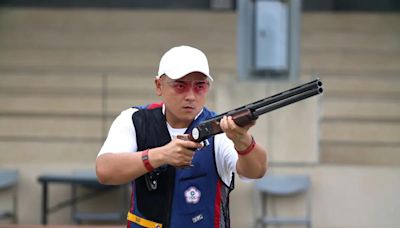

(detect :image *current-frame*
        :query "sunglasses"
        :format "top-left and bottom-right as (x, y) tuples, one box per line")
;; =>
(164, 79), (210, 95)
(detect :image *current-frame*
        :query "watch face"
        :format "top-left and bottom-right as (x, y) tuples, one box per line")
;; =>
(192, 128), (199, 140)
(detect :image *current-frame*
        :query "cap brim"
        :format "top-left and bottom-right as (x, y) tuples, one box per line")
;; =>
(157, 71), (213, 81)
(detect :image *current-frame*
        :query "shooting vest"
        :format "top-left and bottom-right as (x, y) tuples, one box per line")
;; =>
(127, 104), (234, 228)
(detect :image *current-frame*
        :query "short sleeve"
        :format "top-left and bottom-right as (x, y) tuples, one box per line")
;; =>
(214, 133), (238, 186)
(97, 108), (138, 156)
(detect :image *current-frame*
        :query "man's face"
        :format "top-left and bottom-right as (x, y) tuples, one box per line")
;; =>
(155, 72), (210, 128)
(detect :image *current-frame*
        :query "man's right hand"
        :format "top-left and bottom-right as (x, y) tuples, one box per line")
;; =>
(159, 134), (203, 167)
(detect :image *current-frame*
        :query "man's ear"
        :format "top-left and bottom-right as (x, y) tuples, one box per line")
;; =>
(155, 79), (162, 96)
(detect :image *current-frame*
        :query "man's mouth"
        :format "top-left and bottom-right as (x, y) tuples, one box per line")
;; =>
(182, 106), (195, 111)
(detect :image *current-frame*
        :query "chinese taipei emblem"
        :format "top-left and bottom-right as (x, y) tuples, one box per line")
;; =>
(184, 186), (201, 204)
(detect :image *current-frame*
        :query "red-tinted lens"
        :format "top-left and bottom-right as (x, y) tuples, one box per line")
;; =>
(171, 81), (190, 93)
(169, 80), (209, 94)
(193, 81), (209, 94)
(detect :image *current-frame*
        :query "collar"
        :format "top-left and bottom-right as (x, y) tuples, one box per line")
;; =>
(162, 103), (204, 122)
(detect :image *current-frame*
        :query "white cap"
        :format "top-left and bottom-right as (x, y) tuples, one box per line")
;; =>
(157, 45), (213, 81)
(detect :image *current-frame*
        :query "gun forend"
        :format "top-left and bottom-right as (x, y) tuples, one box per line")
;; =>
(190, 109), (257, 142)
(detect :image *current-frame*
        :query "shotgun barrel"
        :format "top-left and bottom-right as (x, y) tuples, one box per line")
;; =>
(189, 78), (323, 142)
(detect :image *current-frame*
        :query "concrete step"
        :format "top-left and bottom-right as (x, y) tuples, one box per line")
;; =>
(322, 98), (400, 120)
(0, 9), (236, 35)
(0, 30), (235, 51)
(0, 48), (158, 70)
(302, 32), (400, 52)
(0, 95), (102, 115)
(320, 121), (400, 144)
(0, 72), (156, 91)
(320, 143), (400, 166)
(0, 141), (100, 163)
(0, 73), (102, 89)
(321, 76), (400, 96)
(302, 13), (400, 34)
(0, 116), (102, 139)
(302, 51), (400, 73)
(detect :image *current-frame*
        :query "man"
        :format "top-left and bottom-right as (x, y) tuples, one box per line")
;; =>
(96, 45), (267, 228)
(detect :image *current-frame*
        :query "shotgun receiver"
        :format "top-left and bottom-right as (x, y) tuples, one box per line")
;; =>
(189, 78), (323, 142)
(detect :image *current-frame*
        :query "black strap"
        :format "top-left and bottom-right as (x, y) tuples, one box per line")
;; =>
(132, 107), (175, 227)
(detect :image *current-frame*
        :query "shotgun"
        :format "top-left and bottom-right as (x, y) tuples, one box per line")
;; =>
(188, 78), (323, 142)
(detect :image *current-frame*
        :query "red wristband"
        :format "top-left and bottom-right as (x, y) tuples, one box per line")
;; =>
(142, 149), (154, 172)
(235, 136), (256, 156)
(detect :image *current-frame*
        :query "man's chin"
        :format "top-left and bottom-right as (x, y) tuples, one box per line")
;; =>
(180, 112), (198, 122)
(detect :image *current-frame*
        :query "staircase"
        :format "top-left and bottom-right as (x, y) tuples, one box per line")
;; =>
(301, 13), (400, 166)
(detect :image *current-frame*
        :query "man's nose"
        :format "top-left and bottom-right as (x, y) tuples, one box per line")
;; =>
(184, 86), (196, 100)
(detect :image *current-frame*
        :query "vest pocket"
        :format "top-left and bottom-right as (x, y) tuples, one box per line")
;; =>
(177, 173), (208, 214)
(175, 173), (214, 227)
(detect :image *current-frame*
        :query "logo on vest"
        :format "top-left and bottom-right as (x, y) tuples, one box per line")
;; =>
(192, 213), (204, 223)
(200, 139), (210, 148)
(184, 186), (201, 204)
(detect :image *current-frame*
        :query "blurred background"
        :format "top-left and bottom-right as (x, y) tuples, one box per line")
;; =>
(0, 0), (399, 227)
